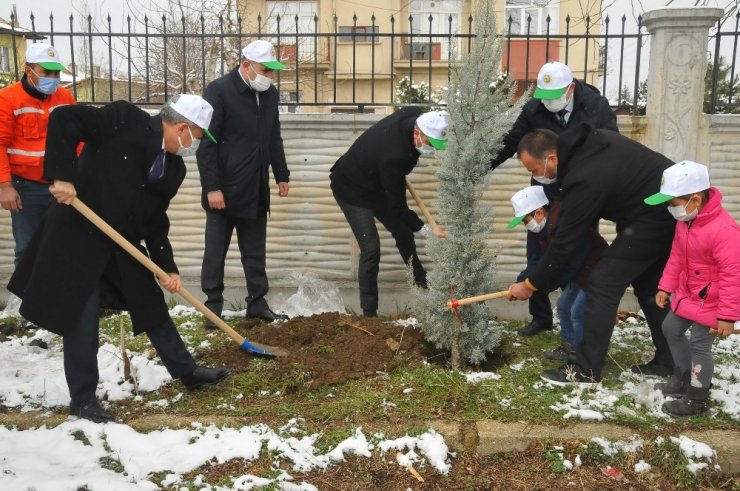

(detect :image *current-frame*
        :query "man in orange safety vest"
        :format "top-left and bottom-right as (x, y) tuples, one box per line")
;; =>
(0, 42), (76, 268)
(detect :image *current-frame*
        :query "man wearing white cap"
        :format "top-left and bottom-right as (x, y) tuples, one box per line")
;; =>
(0, 43), (76, 269)
(197, 39), (290, 325)
(507, 126), (676, 386)
(9, 95), (230, 423)
(330, 107), (450, 317)
(489, 61), (617, 338)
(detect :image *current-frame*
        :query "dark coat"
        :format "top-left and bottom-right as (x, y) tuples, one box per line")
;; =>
(197, 68), (290, 219)
(8, 101), (184, 336)
(490, 80), (618, 169)
(330, 106), (424, 232)
(527, 124), (676, 292)
(517, 202), (606, 290)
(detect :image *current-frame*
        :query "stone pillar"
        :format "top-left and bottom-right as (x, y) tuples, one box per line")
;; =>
(643, 8), (723, 162)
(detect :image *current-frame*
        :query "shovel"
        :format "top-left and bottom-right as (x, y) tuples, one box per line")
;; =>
(447, 290), (509, 309)
(405, 177), (443, 236)
(71, 198), (288, 357)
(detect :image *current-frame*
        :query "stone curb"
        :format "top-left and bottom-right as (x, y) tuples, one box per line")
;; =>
(429, 419), (740, 475)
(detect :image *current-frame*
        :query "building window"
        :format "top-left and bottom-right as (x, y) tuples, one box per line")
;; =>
(266, 1), (317, 60)
(0, 47), (10, 73)
(279, 90), (300, 113)
(505, 0), (559, 36)
(408, 0), (462, 61)
(338, 26), (379, 43)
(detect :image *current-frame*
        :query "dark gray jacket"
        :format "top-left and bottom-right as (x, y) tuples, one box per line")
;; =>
(197, 68), (290, 219)
(490, 80), (617, 169)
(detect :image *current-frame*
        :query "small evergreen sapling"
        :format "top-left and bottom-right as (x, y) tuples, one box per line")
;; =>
(411, 0), (527, 369)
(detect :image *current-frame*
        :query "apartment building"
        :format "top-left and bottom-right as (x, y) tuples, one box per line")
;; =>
(236, 0), (604, 112)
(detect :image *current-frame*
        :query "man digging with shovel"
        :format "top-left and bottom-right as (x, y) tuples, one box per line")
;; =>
(8, 95), (231, 423)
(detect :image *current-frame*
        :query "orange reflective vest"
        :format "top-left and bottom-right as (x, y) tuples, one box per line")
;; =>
(0, 81), (76, 183)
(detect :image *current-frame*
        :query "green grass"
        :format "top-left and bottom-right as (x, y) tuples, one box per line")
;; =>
(4, 309), (736, 490)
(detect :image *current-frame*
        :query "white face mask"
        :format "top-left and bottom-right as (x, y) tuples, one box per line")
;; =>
(525, 215), (547, 233)
(415, 133), (435, 156)
(176, 126), (200, 157)
(248, 64), (272, 92)
(543, 94), (569, 113)
(667, 198), (699, 222)
(532, 156), (557, 185)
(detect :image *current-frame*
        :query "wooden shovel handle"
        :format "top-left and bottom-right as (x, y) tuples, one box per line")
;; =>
(71, 197), (246, 346)
(405, 177), (439, 230)
(447, 290), (509, 308)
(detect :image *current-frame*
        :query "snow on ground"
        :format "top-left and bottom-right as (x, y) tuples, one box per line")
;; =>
(0, 330), (171, 411)
(0, 418), (450, 490)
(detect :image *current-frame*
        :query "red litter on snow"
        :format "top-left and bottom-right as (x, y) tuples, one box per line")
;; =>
(600, 465), (624, 480)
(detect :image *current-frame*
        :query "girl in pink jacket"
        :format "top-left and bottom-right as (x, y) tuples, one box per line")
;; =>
(644, 160), (740, 417)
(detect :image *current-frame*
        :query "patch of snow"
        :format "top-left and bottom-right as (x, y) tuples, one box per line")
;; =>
(464, 372), (501, 383)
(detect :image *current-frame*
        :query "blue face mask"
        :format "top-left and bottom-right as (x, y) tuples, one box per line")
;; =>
(31, 70), (60, 95)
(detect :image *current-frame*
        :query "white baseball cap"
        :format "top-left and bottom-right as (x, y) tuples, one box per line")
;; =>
(26, 43), (67, 71)
(507, 186), (549, 229)
(416, 110), (451, 150)
(644, 160), (710, 205)
(167, 94), (216, 143)
(242, 40), (286, 70)
(533, 61), (573, 100)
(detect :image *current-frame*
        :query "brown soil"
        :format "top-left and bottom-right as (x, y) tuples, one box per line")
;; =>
(207, 312), (433, 387)
(184, 442), (736, 490)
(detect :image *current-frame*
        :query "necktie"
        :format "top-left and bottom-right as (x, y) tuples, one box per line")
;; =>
(557, 109), (568, 127)
(148, 150), (166, 183)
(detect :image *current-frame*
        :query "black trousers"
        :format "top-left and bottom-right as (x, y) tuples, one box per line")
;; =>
(575, 253), (673, 379)
(516, 231), (553, 326)
(334, 195), (425, 315)
(60, 286), (196, 406)
(201, 211), (269, 317)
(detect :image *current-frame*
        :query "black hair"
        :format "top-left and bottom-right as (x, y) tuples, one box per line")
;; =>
(517, 129), (558, 159)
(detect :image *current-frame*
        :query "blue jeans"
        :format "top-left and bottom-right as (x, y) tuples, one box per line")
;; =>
(556, 282), (586, 350)
(11, 177), (52, 268)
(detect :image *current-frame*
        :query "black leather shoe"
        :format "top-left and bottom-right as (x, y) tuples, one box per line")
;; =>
(630, 360), (673, 377)
(181, 366), (231, 390)
(69, 400), (114, 423)
(540, 363), (600, 388)
(247, 308), (288, 323)
(518, 321), (553, 336)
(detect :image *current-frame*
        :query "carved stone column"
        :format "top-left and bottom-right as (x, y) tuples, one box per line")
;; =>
(643, 8), (723, 162)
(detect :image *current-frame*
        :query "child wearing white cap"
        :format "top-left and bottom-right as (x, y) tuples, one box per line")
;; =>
(644, 160), (740, 417)
(508, 186), (607, 361)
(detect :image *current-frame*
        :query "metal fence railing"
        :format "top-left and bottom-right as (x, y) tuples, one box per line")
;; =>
(708, 11), (740, 114)
(5, 9), (654, 113)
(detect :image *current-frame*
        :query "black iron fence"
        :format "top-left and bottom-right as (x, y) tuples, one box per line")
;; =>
(4, 9), (712, 114)
(708, 11), (740, 114)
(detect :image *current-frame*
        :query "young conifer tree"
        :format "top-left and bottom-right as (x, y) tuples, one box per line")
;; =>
(412, 0), (527, 369)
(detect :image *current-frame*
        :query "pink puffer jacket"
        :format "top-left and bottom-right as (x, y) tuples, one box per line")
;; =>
(658, 187), (740, 328)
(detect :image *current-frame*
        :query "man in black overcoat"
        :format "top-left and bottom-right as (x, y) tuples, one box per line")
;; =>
(8, 94), (230, 423)
(508, 125), (676, 385)
(330, 108), (449, 317)
(197, 40), (290, 325)
(490, 62), (618, 338)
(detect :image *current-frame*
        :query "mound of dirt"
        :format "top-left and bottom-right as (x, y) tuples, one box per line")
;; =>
(206, 312), (431, 387)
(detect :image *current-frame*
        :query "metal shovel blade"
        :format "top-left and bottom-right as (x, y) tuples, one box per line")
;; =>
(239, 339), (289, 357)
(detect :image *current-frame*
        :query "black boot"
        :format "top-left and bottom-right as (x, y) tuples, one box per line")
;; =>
(518, 320), (553, 336)
(181, 366), (231, 390)
(662, 385), (710, 417)
(69, 400), (114, 423)
(655, 368), (690, 398)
